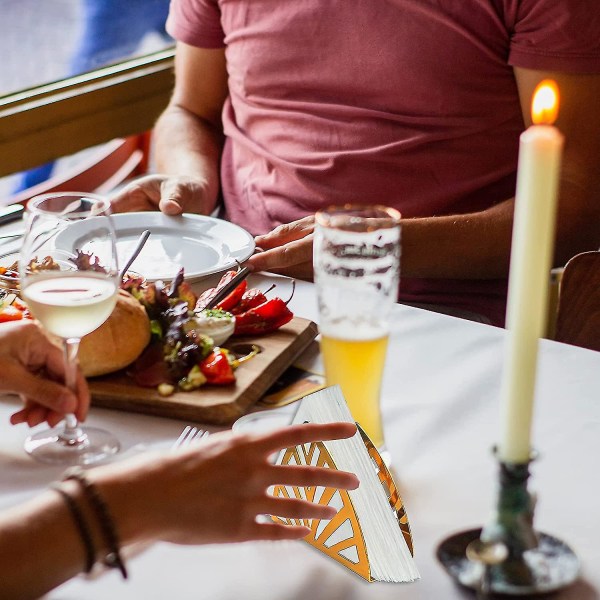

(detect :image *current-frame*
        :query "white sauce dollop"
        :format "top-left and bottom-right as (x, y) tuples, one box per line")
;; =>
(185, 309), (235, 346)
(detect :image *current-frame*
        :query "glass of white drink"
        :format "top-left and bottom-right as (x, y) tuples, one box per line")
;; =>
(19, 193), (120, 465)
(314, 205), (401, 460)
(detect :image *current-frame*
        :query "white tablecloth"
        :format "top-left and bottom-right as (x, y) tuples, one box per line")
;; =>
(1, 275), (598, 599)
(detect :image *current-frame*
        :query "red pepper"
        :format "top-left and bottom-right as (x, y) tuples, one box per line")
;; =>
(196, 271), (247, 312)
(230, 284), (277, 315)
(234, 297), (294, 335)
(199, 349), (236, 385)
(231, 288), (267, 314)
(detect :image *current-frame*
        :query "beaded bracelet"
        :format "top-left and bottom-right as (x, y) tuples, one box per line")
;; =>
(51, 483), (96, 574)
(63, 467), (128, 579)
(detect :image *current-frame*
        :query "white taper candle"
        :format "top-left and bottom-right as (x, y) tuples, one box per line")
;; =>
(498, 80), (564, 463)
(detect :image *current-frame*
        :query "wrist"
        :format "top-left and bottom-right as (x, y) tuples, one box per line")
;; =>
(86, 456), (168, 547)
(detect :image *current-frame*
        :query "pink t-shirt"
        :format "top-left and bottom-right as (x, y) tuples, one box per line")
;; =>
(167, 0), (600, 326)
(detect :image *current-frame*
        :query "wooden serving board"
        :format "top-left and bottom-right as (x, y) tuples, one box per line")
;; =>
(89, 317), (318, 425)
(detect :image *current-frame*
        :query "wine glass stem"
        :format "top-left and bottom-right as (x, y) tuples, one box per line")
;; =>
(60, 337), (85, 444)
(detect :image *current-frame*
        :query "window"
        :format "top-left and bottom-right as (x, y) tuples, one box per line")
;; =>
(2, 0), (173, 96)
(0, 0), (175, 199)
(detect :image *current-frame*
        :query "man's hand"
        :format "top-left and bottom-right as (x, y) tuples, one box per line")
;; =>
(247, 216), (316, 280)
(1, 321), (90, 427)
(109, 174), (215, 216)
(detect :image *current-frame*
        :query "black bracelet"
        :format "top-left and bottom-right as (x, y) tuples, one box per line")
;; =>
(51, 483), (96, 574)
(63, 467), (128, 579)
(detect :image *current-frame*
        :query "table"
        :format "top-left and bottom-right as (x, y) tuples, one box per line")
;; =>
(1, 274), (599, 599)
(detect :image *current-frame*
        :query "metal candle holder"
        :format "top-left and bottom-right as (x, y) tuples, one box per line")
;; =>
(437, 450), (580, 596)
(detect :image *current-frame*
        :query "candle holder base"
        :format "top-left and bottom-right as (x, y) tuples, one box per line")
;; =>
(437, 527), (579, 596)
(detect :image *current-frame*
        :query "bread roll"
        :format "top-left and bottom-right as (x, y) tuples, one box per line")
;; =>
(79, 289), (150, 377)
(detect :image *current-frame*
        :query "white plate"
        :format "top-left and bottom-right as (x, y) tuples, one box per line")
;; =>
(232, 406), (297, 434)
(55, 212), (255, 282)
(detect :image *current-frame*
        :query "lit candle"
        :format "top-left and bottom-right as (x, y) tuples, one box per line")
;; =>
(498, 80), (564, 464)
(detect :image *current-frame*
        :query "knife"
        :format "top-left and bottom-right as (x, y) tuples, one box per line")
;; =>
(202, 266), (251, 310)
(0, 204), (25, 226)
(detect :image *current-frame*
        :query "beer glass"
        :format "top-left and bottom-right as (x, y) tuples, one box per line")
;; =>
(314, 205), (401, 455)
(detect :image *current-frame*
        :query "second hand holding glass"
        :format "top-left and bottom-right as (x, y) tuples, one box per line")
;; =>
(314, 205), (401, 459)
(19, 193), (120, 465)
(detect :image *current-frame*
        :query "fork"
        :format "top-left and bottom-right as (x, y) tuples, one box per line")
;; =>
(172, 425), (209, 450)
(0, 230), (25, 241)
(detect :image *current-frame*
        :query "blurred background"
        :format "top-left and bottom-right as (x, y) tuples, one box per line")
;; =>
(0, 0), (172, 196)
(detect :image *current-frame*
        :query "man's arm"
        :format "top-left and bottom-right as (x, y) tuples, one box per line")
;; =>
(250, 69), (600, 280)
(110, 43), (228, 215)
(401, 69), (600, 278)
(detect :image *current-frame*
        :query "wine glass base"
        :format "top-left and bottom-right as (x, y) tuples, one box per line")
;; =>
(25, 426), (120, 466)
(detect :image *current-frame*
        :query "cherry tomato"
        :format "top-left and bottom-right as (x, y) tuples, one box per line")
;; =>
(198, 349), (236, 385)
(0, 305), (25, 322)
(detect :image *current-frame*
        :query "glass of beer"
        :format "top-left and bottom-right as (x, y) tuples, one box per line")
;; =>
(314, 205), (401, 455)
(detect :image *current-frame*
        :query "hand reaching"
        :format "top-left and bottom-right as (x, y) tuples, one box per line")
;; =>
(1, 321), (89, 428)
(93, 422), (360, 546)
(247, 216), (316, 280)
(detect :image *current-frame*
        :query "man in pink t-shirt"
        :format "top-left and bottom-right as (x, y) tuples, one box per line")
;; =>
(112, 1), (600, 326)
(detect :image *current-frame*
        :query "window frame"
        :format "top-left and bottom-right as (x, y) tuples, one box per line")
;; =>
(0, 48), (175, 178)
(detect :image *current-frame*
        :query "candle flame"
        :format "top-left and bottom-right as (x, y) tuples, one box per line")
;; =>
(531, 80), (559, 125)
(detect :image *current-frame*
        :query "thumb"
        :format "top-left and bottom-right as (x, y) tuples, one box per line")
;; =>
(158, 196), (184, 216)
(158, 179), (186, 215)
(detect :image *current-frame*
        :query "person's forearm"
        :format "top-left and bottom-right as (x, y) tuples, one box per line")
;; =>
(0, 489), (91, 599)
(552, 153), (600, 267)
(154, 103), (224, 215)
(401, 173), (600, 280)
(400, 199), (514, 279)
(0, 474), (152, 599)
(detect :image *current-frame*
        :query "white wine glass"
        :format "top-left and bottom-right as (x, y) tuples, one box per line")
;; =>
(19, 192), (120, 465)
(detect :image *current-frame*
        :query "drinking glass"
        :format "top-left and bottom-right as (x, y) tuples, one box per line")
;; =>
(314, 205), (401, 457)
(19, 192), (120, 465)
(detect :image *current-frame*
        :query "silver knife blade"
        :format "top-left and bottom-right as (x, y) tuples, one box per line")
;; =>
(201, 266), (251, 310)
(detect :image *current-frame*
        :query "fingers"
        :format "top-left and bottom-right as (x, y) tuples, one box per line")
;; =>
(246, 234), (314, 275)
(24, 405), (49, 428)
(246, 522), (311, 541)
(5, 327), (87, 427)
(254, 217), (315, 249)
(6, 368), (78, 416)
(109, 175), (164, 213)
(11, 401), (48, 428)
(11, 405), (65, 428)
(260, 496), (337, 521)
(27, 333), (91, 421)
(267, 465), (359, 491)
(9, 408), (27, 425)
(249, 218), (315, 273)
(253, 422), (357, 454)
